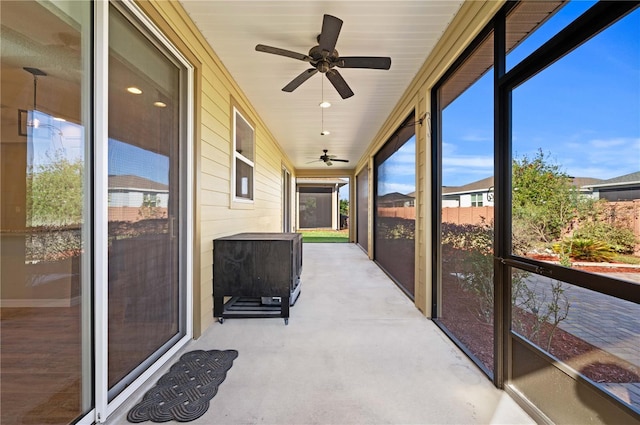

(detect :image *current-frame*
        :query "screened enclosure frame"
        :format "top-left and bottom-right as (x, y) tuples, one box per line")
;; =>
(431, 1), (640, 422)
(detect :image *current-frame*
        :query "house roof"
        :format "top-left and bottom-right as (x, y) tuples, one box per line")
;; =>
(582, 171), (640, 188)
(378, 192), (414, 202)
(571, 177), (604, 188)
(108, 175), (169, 191)
(442, 174), (615, 196)
(442, 176), (493, 196)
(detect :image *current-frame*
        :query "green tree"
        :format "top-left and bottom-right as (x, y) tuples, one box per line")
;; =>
(27, 150), (83, 226)
(339, 199), (349, 216)
(512, 149), (579, 248)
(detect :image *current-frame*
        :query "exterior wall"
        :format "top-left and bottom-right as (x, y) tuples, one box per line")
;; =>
(138, 1), (295, 336)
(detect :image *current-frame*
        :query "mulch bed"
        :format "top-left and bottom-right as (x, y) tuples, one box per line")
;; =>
(439, 273), (640, 383)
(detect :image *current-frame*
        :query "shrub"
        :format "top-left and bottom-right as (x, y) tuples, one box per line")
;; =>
(553, 238), (615, 262)
(441, 221), (493, 254)
(573, 222), (637, 254)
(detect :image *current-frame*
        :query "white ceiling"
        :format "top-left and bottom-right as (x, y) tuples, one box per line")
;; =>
(179, 0), (463, 170)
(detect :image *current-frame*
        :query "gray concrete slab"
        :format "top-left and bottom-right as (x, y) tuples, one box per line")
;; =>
(108, 243), (534, 425)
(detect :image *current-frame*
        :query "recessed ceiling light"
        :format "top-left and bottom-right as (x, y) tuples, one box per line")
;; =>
(153, 101), (167, 108)
(319, 101), (331, 108)
(320, 130), (330, 136)
(127, 87), (142, 95)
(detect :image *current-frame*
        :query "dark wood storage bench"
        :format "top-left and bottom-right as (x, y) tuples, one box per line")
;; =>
(213, 232), (302, 325)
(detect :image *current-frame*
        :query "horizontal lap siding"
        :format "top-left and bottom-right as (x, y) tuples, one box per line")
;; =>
(143, 1), (295, 334)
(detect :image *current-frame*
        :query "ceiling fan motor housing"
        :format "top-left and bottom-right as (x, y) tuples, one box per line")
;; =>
(309, 45), (339, 73)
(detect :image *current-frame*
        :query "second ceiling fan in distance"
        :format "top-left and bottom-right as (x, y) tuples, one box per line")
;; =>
(315, 149), (349, 166)
(255, 14), (392, 99)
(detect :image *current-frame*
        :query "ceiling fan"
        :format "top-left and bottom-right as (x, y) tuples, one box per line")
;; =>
(255, 14), (391, 99)
(315, 149), (349, 166)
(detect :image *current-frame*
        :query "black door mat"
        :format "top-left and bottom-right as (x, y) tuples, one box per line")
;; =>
(127, 349), (238, 423)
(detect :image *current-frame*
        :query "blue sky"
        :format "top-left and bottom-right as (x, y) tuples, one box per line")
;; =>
(441, 2), (639, 187)
(108, 139), (169, 184)
(29, 111), (84, 167)
(377, 135), (416, 195)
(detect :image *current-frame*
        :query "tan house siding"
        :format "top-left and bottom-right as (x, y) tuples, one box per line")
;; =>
(137, 1), (295, 336)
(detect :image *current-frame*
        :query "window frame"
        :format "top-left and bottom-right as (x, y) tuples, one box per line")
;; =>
(471, 193), (484, 207)
(231, 105), (255, 204)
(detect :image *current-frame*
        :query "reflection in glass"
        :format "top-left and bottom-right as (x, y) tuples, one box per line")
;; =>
(234, 109), (254, 201)
(0, 1), (91, 423)
(375, 130), (415, 297)
(107, 5), (182, 395)
(511, 271), (640, 410)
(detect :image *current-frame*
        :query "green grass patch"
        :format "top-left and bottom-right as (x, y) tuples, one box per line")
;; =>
(612, 254), (640, 265)
(299, 230), (348, 243)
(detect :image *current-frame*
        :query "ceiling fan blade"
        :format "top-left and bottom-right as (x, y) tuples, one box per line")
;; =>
(332, 159), (349, 162)
(318, 14), (342, 54)
(255, 44), (312, 62)
(282, 68), (318, 92)
(338, 56), (391, 70)
(325, 69), (354, 99)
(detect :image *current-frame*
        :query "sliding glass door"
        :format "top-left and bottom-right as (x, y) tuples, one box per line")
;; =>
(0, 2), (93, 423)
(1, 1), (192, 423)
(107, 3), (187, 398)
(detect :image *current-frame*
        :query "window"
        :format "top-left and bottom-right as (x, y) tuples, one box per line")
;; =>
(233, 107), (254, 201)
(471, 193), (484, 207)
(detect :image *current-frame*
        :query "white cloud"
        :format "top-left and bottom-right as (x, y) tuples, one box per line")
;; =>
(442, 156), (493, 168)
(378, 181), (415, 195)
(588, 137), (636, 149)
(461, 133), (492, 143)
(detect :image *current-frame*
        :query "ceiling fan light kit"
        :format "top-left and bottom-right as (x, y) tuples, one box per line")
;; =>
(255, 14), (391, 99)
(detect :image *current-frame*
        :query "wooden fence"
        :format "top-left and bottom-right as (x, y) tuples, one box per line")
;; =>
(377, 206), (416, 220)
(376, 201), (639, 253)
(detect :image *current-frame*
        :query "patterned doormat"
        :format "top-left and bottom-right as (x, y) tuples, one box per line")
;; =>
(127, 349), (238, 423)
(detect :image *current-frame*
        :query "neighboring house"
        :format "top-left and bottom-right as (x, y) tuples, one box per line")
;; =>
(442, 175), (607, 207)
(296, 177), (348, 230)
(442, 176), (494, 208)
(108, 174), (169, 221)
(378, 191), (415, 208)
(581, 171), (640, 201)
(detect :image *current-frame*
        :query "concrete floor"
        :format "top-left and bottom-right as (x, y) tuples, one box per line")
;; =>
(108, 243), (535, 424)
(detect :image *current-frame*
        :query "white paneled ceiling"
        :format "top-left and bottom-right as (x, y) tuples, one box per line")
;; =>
(179, 0), (463, 170)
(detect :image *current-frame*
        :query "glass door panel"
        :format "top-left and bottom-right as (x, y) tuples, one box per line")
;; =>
(107, 5), (183, 395)
(374, 116), (416, 297)
(0, 1), (92, 423)
(435, 30), (495, 375)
